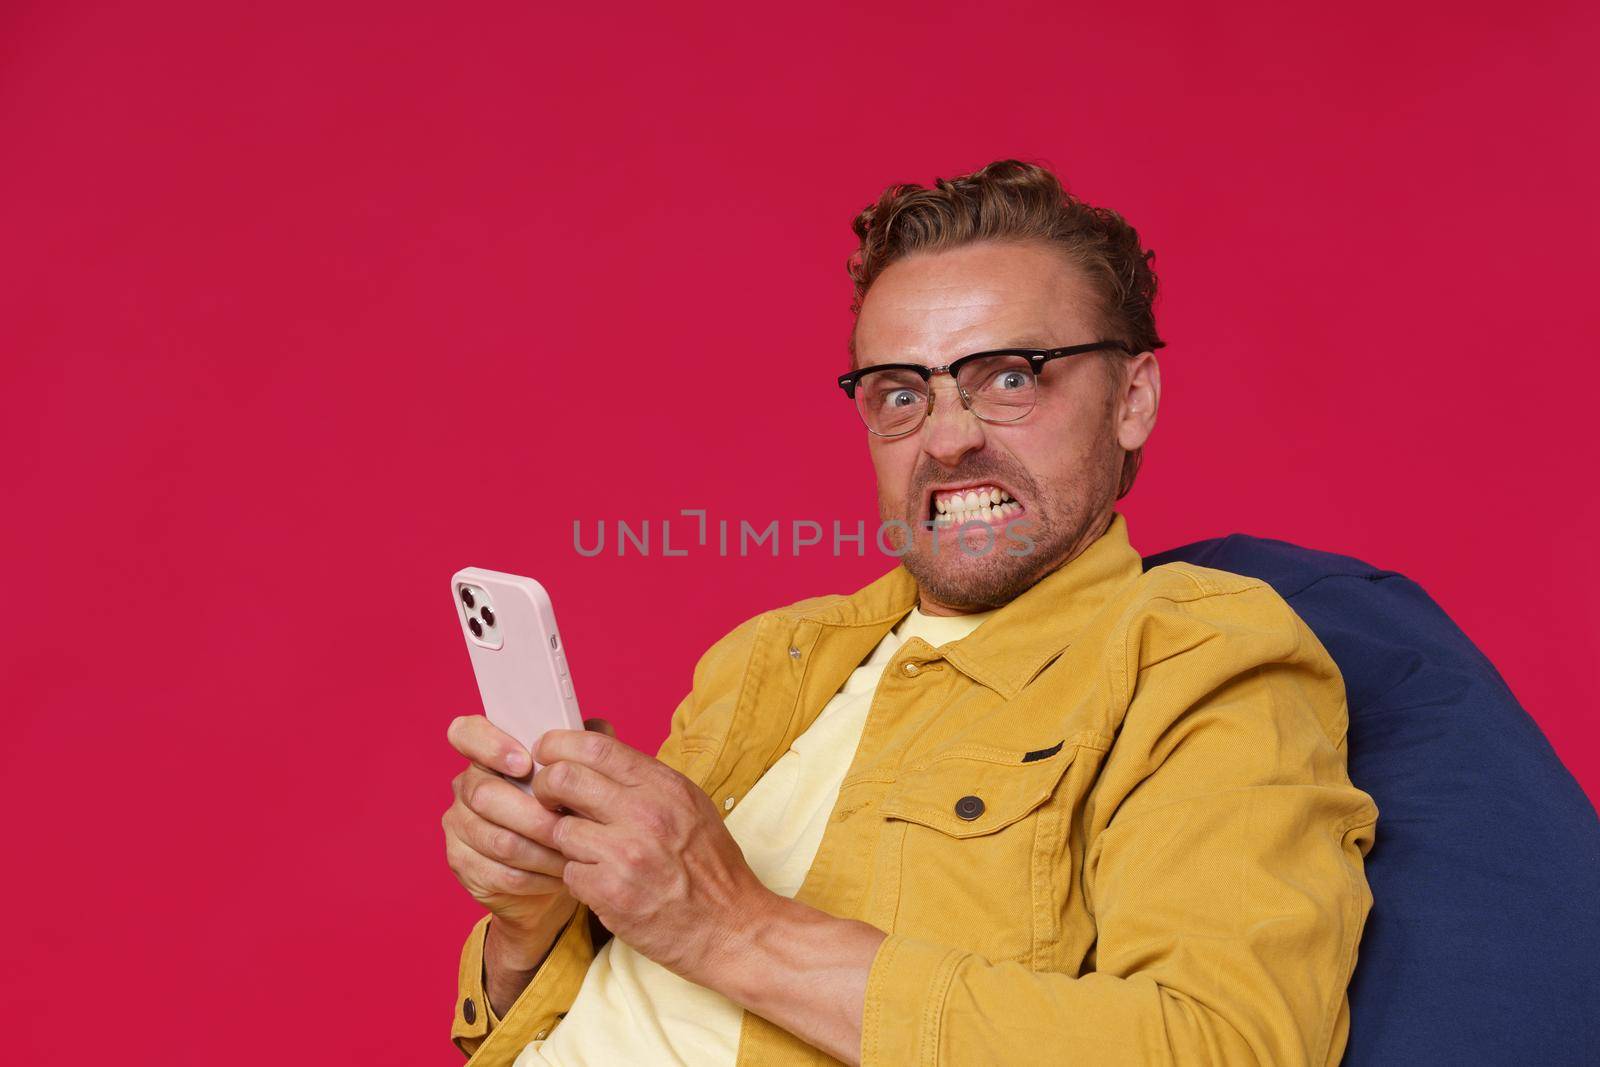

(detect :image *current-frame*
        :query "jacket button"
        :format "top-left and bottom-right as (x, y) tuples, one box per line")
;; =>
(462, 996), (477, 1024)
(955, 794), (985, 820)
(789, 646), (802, 659)
(902, 661), (920, 676)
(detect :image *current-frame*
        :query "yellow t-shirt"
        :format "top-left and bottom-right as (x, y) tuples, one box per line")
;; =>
(513, 605), (994, 1067)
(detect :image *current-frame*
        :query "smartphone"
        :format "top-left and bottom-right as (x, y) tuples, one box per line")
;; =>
(450, 567), (583, 793)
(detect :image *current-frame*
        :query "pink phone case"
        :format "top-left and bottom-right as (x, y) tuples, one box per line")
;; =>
(450, 566), (584, 792)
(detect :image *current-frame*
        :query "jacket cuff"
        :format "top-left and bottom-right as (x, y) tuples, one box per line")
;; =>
(450, 905), (597, 1062)
(452, 914), (494, 1056)
(860, 933), (964, 1065)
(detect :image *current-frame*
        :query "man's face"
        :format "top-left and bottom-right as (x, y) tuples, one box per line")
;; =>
(853, 239), (1158, 613)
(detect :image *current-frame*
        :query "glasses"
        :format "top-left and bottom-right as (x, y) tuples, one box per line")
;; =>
(836, 341), (1138, 438)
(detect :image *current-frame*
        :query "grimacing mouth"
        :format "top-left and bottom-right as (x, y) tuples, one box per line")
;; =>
(923, 481), (1027, 528)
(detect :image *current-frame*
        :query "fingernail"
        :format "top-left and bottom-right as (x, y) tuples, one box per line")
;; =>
(507, 751), (529, 775)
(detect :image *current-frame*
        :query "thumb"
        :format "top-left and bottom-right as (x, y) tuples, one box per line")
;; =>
(583, 716), (617, 739)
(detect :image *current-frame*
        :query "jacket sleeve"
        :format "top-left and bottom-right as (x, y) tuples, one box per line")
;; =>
(450, 901), (600, 1061)
(859, 576), (1380, 1067)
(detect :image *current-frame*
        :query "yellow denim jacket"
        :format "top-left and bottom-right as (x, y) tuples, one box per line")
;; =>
(451, 511), (1379, 1065)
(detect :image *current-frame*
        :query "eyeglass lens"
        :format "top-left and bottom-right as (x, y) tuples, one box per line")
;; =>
(855, 353), (1037, 435)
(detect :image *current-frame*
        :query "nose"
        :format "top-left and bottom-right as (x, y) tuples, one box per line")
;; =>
(919, 378), (986, 467)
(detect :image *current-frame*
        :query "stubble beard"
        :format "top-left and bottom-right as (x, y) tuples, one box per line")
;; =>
(882, 439), (1123, 612)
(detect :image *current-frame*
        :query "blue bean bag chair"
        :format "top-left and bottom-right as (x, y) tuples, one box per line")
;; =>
(1142, 534), (1600, 1066)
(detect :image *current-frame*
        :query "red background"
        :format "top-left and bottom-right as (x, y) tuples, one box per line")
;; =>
(4, 2), (1596, 1062)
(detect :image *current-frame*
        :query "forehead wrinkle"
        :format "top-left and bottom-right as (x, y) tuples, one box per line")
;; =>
(860, 312), (1090, 365)
(855, 246), (1098, 365)
(862, 299), (1061, 361)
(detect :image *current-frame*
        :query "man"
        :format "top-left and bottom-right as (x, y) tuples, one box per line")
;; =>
(441, 159), (1378, 1066)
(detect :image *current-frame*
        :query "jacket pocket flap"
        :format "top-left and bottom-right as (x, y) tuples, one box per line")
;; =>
(879, 743), (1076, 839)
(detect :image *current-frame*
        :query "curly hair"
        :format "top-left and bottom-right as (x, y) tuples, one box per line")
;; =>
(845, 159), (1164, 499)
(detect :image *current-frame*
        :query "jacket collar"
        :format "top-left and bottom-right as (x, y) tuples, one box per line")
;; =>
(779, 510), (1144, 699)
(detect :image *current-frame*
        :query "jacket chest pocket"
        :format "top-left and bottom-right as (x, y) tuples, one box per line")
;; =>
(874, 744), (1077, 966)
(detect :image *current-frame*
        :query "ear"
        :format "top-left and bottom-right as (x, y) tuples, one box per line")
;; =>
(1114, 351), (1160, 452)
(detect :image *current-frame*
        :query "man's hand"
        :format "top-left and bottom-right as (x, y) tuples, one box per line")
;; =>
(443, 715), (617, 981)
(528, 727), (779, 987)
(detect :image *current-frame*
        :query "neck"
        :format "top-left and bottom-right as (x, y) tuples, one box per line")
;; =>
(915, 508), (1117, 617)
(915, 598), (977, 617)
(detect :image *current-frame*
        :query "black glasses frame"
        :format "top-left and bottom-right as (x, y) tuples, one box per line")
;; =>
(836, 340), (1142, 436)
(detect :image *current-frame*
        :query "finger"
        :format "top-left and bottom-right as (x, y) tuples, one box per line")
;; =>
(533, 728), (652, 787)
(541, 810), (617, 864)
(531, 759), (630, 824)
(458, 763), (564, 842)
(448, 835), (567, 897)
(448, 714), (533, 777)
(561, 857), (600, 903)
(583, 717), (617, 739)
(447, 798), (569, 876)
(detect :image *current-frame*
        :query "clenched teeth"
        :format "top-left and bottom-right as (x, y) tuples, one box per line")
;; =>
(932, 485), (1023, 526)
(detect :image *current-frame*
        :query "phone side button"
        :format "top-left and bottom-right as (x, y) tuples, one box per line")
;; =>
(554, 652), (570, 677)
(561, 676), (574, 699)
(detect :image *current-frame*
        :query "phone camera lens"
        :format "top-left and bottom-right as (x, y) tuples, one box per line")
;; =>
(468, 617), (483, 638)
(461, 587), (476, 609)
(480, 606), (495, 626)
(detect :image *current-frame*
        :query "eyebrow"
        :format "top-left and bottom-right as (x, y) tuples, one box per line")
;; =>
(992, 335), (1059, 349)
(855, 335), (1063, 367)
